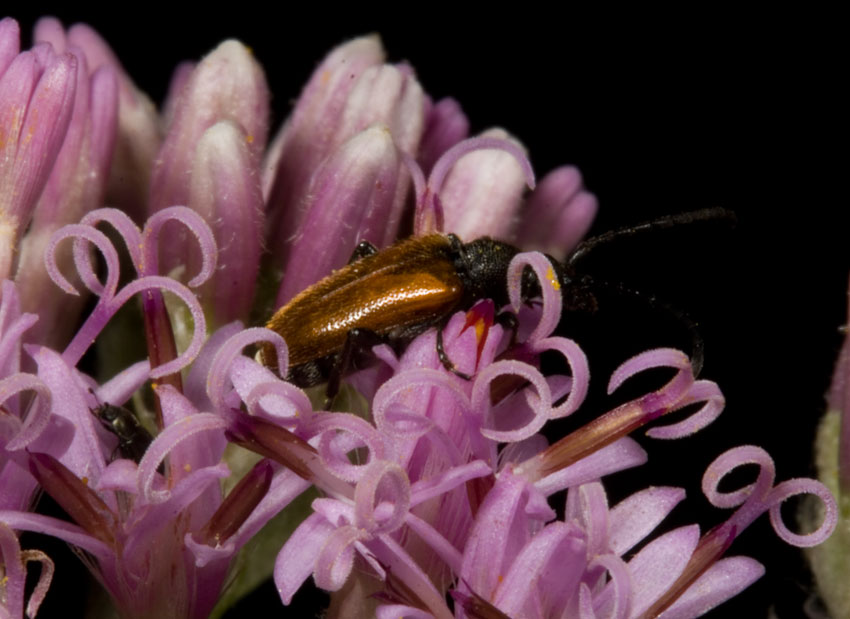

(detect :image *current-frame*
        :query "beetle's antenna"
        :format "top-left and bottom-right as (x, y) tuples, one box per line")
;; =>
(578, 278), (705, 377)
(566, 207), (736, 269)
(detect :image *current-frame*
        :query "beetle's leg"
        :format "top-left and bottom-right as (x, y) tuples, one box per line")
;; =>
(495, 311), (519, 347)
(325, 328), (385, 408)
(348, 240), (379, 264)
(436, 326), (472, 381)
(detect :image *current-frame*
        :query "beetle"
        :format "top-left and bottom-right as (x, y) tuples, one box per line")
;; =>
(261, 207), (732, 395)
(90, 401), (155, 465)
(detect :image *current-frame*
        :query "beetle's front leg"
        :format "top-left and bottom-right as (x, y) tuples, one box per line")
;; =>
(348, 240), (379, 264)
(495, 311), (519, 348)
(436, 326), (472, 381)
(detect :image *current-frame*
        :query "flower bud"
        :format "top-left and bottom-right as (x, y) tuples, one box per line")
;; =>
(189, 121), (264, 325)
(149, 39), (269, 276)
(440, 129), (529, 242)
(15, 45), (118, 348)
(276, 125), (401, 305)
(0, 34), (76, 280)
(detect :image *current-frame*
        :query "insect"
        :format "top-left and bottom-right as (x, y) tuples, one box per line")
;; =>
(90, 401), (155, 464)
(261, 207), (732, 396)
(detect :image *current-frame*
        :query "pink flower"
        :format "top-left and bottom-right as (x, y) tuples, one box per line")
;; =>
(0, 17), (837, 619)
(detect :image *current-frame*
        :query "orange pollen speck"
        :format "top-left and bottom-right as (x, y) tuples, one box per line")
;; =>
(246, 134), (254, 144)
(546, 266), (560, 291)
(320, 69), (331, 85)
(184, 463), (192, 473)
(81, 476), (89, 486)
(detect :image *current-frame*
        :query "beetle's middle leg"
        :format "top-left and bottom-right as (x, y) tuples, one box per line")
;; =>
(325, 327), (385, 408)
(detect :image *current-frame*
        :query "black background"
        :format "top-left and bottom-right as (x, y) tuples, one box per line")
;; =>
(9, 7), (844, 618)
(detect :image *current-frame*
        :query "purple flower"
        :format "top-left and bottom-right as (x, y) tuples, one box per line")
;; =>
(0, 17), (838, 619)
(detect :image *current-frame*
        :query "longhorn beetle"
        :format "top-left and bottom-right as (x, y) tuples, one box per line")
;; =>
(261, 207), (733, 398)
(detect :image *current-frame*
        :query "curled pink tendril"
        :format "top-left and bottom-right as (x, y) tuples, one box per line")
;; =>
(353, 461), (410, 535)
(311, 413), (389, 483)
(46, 223), (207, 374)
(141, 206), (217, 285)
(702, 445), (837, 547)
(206, 327), (288, 412)
(0, 373), (53, 450)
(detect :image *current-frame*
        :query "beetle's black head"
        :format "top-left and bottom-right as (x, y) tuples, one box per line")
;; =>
(94, 404), (119, 424)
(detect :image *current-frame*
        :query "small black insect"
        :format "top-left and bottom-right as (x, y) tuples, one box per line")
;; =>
(90, 401), (154, 465)
(261, 207), (733, 397)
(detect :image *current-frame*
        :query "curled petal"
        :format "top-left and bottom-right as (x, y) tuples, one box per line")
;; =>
(0, 373), (52, 450)
(46, 223), (119, 297)
(138, 413), (227, 503)
(0, 521), (27, 619)
(507, 251), (562, 344)
(77, 207), (143, 277)
(244, 377), (314, 426)
(701, 445), (776, 510)
(590, 553), (632, 619)
(142, 206), (217, 285)
(110, 276), (207, 377)
(312, 413), (388, 482)
(21, 548), (55, 619)
(354, 461), (410, 535)
(646, 379), (725, 439)
(607, 348), (694, 414)
(314, 525), (366, 592)
(533, 336), (589, 419)
(766, 478), (837, 547)
(207, 327), (288, 411)
(700, 445), (836, 549)
(372, 369), (470, 438)
(472, 360), (552, 442)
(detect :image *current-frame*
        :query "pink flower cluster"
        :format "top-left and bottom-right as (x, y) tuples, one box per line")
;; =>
(0, 16), (837, 619)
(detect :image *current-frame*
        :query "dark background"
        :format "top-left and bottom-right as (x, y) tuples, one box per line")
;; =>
(10, 8), (844, 618)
